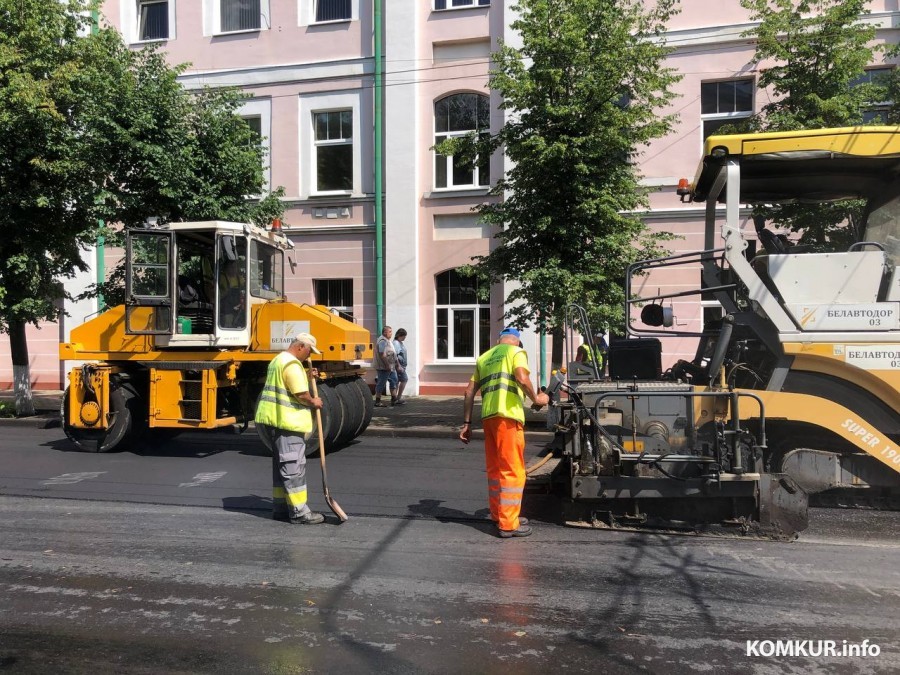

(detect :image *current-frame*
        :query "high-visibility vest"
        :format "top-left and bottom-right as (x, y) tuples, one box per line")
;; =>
(255, 352), (313, 433)
(578, 343), (606, 369)
(476, 344), (527, 425)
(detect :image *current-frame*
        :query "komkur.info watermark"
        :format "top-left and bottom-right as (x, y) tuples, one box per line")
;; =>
(746, 640), (881, 658)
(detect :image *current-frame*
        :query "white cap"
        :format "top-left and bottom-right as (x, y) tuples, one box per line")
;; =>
(295, 332), (322, 354)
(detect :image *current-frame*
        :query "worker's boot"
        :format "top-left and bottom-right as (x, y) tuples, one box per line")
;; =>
(498, 524), (533, 538)
(374, 396), (384, 408)
(390, 394), (398, 406)
(290, 511), (325, 525)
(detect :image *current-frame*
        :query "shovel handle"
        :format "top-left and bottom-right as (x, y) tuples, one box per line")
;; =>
(307, 364), (348, 522)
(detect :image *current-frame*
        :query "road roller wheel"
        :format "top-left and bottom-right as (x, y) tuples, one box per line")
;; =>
(334, 379), (364, 446)
(61, 381), (139, 453)
(353, 377), (374, 435)
(317, 382), (344, 450)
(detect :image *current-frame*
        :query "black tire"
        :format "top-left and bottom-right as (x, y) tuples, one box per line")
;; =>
(334, 379), (364, 446)
(61, 381), (138, 453)
(353, 376), (374, 435)
(318, 382), (344, 449)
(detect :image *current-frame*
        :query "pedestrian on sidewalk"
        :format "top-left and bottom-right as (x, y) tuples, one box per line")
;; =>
(374, 325), (399, 407)
(255, 333), (326, 525)
(459, 326), (549, 538)
(393, 328), (409, 405)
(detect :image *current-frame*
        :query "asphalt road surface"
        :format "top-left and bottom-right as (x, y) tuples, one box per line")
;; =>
(0, 425), (898, 674)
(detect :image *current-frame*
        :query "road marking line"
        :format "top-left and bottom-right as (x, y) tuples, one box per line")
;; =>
(179, 471), (227, 488)
(42, 472), (107, 486)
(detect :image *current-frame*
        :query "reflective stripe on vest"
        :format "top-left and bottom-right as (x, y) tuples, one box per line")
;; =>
(255, 352), (313, 433)
(477, 344), (526, 424)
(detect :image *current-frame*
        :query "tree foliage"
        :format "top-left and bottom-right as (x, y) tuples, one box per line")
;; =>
(81, 42), (285, 306)
(0, 0), (283, 412)
(739, 0), (881, 250)
(437, 0), (680, 335)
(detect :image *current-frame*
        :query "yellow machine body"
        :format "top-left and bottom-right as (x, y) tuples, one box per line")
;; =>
(622, 126), (900, 501)
(59, 221), (374, 452)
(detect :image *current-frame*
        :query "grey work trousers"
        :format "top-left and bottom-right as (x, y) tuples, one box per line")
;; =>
(260, 424), (311, 519)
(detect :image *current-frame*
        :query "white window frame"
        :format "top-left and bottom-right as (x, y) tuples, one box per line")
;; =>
(203, 0), (270, 36)
(435, 270), (490, 362)
(700, 78), (754, 146)
(434, 0), (491, 10)
(434, 93), (490, 191)
(121, 0), (176, 43)
(299, 0), (359, 26)
(238, 98), (271, 193)
(313, 110), (353, 193)
(299, 91), (362, 198)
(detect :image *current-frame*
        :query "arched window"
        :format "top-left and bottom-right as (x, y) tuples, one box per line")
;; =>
(434, 93), (490, 190)
(435, 269), (491, 360)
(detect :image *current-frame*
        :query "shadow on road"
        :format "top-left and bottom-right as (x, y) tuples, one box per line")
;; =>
(406, 498), (498, 536)
(221, 495), (273, 519)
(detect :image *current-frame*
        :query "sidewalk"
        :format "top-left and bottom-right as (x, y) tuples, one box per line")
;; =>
(0, 390), (553, 441)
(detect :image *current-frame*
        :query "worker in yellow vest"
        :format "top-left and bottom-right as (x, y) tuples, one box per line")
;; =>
(459, 327), (549, 538)
(256, 333), (325, 524)
(576, 331), (608, 376)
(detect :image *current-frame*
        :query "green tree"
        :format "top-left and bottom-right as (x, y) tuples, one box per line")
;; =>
(739, 0), (882, 249)
(436, 0), (680, 355)
(83, 43), (285, 306)
(0, 1), (282, 415)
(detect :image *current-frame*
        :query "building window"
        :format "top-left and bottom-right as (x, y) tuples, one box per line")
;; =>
(700, 79), (753, 139)
(699, 273), (725, 335)
(138, 0), (169, 40)
(315, 279), (353, 320)
(220, 0), (260, 32)
(316, 0), (351, 21)
(243, 115), (262, 145)
(241, 115), (264, 188)
(435, 0), (490, 9)
(237, 99), (271, 191)
(852, 67), (893, 124)
(435, 269), (490, 360)
(434, 93), (490, 190)
(314, 110), (353, 192)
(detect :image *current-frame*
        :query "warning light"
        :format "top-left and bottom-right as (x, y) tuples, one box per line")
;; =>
(271, 218), (282, 233)
(676, 178), (691, 203)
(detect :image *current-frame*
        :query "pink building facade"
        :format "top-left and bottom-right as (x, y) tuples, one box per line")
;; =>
(3, 1), (899, 394)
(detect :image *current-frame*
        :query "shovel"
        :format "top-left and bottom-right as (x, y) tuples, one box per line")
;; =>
(309, 371), (349, 523)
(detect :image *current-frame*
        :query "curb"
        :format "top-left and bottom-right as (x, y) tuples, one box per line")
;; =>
(0, 414), (59, 429)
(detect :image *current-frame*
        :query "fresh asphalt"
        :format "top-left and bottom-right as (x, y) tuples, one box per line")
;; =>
(0, 421), (898, 673)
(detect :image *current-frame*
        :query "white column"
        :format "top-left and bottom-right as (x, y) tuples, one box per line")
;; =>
(383, 2), (420, 394)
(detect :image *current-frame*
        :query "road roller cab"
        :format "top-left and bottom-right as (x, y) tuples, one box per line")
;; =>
(59, 221), (374, 454)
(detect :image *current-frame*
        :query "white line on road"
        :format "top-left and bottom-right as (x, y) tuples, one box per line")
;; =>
(179, 472), (227, 488)
(42, 472), (107, 486)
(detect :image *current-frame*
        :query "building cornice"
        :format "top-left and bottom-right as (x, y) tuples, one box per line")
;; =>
(178, 56), (373, 90)
(284, 223), (374, 235)
(664, 11), (900, 50)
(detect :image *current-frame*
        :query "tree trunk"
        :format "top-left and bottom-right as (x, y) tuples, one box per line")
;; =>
(9, 321), (35, 417)
(551, 324), (565, 373)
